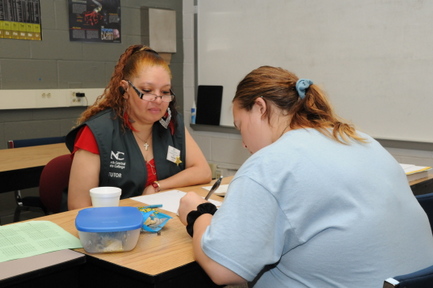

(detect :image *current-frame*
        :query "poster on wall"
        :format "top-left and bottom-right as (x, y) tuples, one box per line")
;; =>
(0, 0), (42, 40)
(69, 0), (121, 43)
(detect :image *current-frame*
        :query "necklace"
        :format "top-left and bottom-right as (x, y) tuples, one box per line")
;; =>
(134, 132), (152, 151)
(148, 160), (157, 175)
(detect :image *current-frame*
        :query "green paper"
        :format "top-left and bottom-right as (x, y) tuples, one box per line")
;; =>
(0, 221), (82, 263)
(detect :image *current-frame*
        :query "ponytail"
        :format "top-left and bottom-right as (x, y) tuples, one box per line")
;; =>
(233, 66), (366, 144)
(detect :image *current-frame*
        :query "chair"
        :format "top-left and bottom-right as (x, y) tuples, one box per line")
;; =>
(7, 136), (65, 148)
(416, 192), (433, 235)
(8, 136), (66, 221)
(383, 264), (433, 287)
(39, 154), (72, 214)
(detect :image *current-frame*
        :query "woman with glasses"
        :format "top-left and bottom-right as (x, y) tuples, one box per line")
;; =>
(65, 45), (211, 210)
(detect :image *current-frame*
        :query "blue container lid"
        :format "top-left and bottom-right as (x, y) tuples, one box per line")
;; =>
(75, 206), (143, 232)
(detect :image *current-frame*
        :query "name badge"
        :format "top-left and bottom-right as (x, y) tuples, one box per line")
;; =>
(167, 145), (182, 166)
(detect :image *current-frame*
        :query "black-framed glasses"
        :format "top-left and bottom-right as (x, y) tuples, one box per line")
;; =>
(127, 80), (175, 103)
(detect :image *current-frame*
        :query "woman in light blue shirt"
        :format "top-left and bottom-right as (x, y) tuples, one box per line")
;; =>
(178, 66), (433, 287)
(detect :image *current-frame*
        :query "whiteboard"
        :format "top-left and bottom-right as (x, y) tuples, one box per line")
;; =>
(197, 0), (433, 143)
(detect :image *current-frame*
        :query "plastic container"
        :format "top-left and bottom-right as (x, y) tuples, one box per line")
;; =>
(89, 186), (121, 207)
(75, 206), (143, 253)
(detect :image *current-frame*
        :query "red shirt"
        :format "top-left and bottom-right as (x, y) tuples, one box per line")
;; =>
(73, 125), (157, 187)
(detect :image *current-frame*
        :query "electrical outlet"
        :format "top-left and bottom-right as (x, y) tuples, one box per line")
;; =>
(41, 92), (51, 98)
(36, 90), (59, 108)
(70, 92), (83, 106)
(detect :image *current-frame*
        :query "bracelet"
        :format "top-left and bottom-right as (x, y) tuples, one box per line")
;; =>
(151, 181), (160, 192)
(186, 202), (218, 237)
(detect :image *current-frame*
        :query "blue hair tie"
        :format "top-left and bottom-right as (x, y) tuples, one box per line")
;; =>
(296, 79), (313, 99)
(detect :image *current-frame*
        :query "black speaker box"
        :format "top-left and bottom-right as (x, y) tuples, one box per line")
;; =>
(196, 85), (223, 126)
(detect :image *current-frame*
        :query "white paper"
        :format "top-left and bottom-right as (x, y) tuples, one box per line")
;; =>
(202, 184), (229, 196)
(131, 190), (222, 214)
(399, 163), (431, 175)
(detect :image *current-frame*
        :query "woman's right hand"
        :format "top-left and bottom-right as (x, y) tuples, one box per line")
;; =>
(178, 192), (207, 225)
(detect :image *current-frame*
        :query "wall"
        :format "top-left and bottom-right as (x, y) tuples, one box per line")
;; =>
(0, 0), (184, 224)
(0, 0), (184, 149)
(182, 0), (251, 178)
(182, 0), (433, 177)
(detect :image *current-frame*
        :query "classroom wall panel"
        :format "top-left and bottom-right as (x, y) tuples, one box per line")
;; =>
(57, 61), (108, 88)
(1, 59), (58, 89)
(0, 42), (31, 58)
(30, 32), (83, 60)
(0, 107), (85, 148)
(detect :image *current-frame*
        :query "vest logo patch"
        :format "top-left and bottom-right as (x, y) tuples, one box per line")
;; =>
(109, 172), (122, 178)
(109, 151), (126, 177)
(111, 151), (125, 161)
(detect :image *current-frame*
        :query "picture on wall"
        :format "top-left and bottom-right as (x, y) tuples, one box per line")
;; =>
(69, 0), (121, 43)
(0, 0), (42, 40)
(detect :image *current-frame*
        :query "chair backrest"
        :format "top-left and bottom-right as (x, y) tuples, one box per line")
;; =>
(416, 192), (433, 235)
(39, 154), (72, 213)
(8, 136), (65, 148)
(384, 264), (433, 288)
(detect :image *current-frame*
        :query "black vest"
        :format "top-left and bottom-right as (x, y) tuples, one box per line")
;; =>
(66, 109), (186, 198)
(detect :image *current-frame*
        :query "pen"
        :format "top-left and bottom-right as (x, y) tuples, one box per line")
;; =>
(205, 175), (223, 200)
(144, 204), (163, 208)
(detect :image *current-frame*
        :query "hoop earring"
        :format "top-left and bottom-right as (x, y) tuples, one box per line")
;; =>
(159, 107), (172, 129)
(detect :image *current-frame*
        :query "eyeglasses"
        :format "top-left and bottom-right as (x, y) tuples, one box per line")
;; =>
(127, 80), (175, 102)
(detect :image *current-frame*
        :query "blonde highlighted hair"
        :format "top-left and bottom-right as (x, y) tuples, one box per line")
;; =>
(76, 45), (178, 130)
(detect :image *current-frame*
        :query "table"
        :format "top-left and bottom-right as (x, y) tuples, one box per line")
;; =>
(0, 143), (69, 193)
(3, 170), (432, 287)
(0, 250), (86, 288)
(11, 178), (231, 288)
(409, 174), (433, 196)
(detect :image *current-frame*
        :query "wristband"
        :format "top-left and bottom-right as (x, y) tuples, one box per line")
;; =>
(186, 202), (218, 237)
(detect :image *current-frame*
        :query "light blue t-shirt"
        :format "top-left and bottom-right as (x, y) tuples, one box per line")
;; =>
(202, 128), (433, 287)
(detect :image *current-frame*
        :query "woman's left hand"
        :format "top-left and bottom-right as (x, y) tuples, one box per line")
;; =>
(142, 184), (157, 195)
(178, 192), (207, 225)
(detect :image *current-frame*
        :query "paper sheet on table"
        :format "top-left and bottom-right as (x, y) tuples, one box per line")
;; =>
(202, 184), (229, 197)
(0, 221), (82, 263)
(399, 163), (431, 175)
(131, 190), (222, 214)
